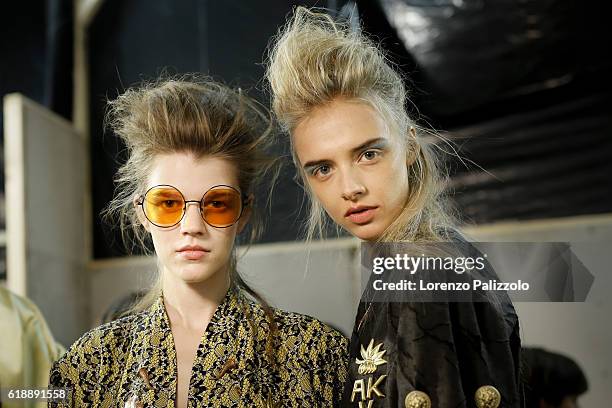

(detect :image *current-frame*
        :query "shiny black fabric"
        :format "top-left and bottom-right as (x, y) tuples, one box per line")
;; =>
(342, 237), (524, 407)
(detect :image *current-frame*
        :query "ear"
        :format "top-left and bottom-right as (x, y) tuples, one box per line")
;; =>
(237, 194), (254, 234)
(409, 126), (417, 139)
(133, 194), (150, 232)
(406, 126), (420, 166)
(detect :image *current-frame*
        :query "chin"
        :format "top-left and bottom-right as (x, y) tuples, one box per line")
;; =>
(175, 266), (217, 283)
(348, 224), (384, 242)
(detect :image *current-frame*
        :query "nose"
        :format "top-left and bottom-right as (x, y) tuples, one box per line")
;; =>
(180, 201), (206, 235)
(340, 167), (366, 201)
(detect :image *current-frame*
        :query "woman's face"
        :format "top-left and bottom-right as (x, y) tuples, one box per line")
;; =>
(293, 98), (410, 241)
(139, 152), (247, 286)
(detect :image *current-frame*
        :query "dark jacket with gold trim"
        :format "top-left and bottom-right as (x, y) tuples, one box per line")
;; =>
(49, 288), (348, 407)
(342, 239), (523, 408)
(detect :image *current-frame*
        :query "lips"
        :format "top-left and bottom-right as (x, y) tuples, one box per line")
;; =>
(344, 205), (378, 225)
(177, 245), (210, 260)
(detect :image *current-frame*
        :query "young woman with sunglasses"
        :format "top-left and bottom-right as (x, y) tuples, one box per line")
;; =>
(266, 8), (523, 408)
(48, 77), (348, 407)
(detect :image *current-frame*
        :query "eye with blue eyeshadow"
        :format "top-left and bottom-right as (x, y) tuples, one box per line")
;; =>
(312, 164), (332, 177)
(360, 149), (381, 161)
(357, 141), (387, 163)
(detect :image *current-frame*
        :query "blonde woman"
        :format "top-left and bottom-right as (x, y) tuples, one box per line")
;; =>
(267, 7), (523, 408)
(48, 77), (347, 407)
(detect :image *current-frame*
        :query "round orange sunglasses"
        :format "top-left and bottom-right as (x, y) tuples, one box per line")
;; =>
(136, 184), (247, 228)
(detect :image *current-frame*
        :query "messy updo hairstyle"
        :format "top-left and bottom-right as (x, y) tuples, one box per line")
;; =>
(266, 7), (454, 243)
(103, 75), (280, 362)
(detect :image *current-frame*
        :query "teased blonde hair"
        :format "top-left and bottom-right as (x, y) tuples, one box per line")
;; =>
(266, 7), (454, 243)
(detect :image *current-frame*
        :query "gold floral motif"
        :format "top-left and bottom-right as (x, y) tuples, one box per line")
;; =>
(264, 394), (280, 408)
(356, 339), (387, 375)
(475, 385), (501, 408)
(404, 390), (431, 408)
(228, 383), (241, 402)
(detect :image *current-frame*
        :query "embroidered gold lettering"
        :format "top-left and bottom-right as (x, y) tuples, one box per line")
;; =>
(351, 379), (366, 402)
(358, 401), (374, 408)
(366, 375), (387, 399)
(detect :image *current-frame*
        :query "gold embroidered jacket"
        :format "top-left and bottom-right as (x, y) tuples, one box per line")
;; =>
(48, 288), (348, 407)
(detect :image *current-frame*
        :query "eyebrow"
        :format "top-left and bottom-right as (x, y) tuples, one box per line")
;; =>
(150, 191), (182, 198)
(351, 137), (389, 154)
(302, 137), (389, 172)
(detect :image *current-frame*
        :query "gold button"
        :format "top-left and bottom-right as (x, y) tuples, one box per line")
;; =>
(404, 390), (431, 408)
(475, 385), (501, 408)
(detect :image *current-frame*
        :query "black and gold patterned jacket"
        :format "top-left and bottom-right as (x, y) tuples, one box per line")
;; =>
(49, 288), (348, 407)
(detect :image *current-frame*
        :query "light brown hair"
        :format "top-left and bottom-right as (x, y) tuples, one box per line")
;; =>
(103, 75), (280, 362)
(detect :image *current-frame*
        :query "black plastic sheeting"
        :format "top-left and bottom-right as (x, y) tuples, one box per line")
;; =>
(351, 0), (612, 224)
(357, 0), (611, 117)
(445, 92), (612, 223)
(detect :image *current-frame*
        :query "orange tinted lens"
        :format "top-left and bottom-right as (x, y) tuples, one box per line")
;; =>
(143, 186), (185, 226)
(202, 188), (242, 227)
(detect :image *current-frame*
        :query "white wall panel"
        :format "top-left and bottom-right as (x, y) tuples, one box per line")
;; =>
(4, 93), (88, 346)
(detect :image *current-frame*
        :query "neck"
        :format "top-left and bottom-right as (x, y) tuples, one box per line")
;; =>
(161, 265), (231, 332)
